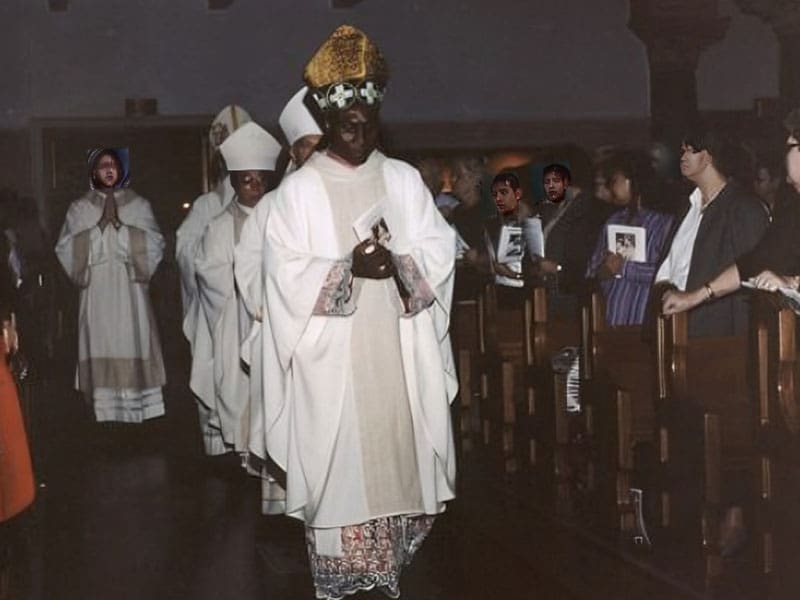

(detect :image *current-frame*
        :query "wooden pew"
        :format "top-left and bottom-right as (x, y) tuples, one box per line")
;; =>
(451, 288), (484, 455)
(750, 290), (800, 592)
(475, 278), (582, 492)
(657, 310), (755, 585)
(583, 290), (657, 541)
(479, 282), (532, 475)
(525, 286), (581, 508)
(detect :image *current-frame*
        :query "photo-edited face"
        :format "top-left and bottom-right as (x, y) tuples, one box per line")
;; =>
(93, 154), (121, 189)
(609, 171), (632, 207)
(292, 134), (323, 168)
(232, 170), (270, 206)
(679, 144), (708, 180)
(543, 172), (568, 203)
(492, 181), (520, 214)
(327, 104), (380, 166)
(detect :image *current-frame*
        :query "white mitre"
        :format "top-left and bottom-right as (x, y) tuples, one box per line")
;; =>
(209, 104), (253, 152)
(279, 87), (322, 146)
(220, 122), (282, 171)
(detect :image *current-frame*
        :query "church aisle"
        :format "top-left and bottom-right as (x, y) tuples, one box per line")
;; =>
(3, 380), (701, 600)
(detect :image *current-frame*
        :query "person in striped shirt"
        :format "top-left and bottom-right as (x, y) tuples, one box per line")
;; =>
(586, 151), (675, 327)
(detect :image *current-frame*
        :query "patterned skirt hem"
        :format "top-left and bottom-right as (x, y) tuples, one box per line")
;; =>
(307, 514), (434, 600)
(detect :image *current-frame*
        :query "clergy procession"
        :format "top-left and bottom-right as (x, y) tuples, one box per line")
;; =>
(51, 25), (454, 600)
(5, 6), (800, 600)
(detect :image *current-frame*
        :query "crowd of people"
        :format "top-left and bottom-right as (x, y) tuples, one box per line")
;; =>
(2, 22), (800, 600)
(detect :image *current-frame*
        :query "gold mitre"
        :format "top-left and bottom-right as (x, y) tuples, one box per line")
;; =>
(304, 25), (389, 111)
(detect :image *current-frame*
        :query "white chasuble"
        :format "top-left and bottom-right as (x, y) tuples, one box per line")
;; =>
(263, 151), (458, 530)
(55, 189), (166, 422)
(196, 200), (257, 453)
(176, 177), (234, 452)
(234, 191), (288, 513)
(233, 192), (274, 455)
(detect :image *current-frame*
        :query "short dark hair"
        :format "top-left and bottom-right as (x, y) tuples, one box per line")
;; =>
(542, 163), (571, 183)
(601, 150), (658, 208)
(92, 148), (122, 171)
(491, 171), (521, 191)
(680, 129), (740, 178)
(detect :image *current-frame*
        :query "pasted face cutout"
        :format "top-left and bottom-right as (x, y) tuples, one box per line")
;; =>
(679, 144), (710, 180)
(492, 181), (521, 215)
(609, 171), (633, 207)
(543, 172), (568, 203)
(231, 170), (272, 207)
(326, 103), (380, 166)
(92, 153), (121, 190)
(291, 134), (323, 168)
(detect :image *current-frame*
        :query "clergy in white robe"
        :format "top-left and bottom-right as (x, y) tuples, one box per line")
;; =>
(264, 24), (457, 600)
(55, 148), (166, 423)
(233, 189), (288, 514)
(195, 122), (282, 454)
(176, 104), (251, 454)
(234, 87), (322, 513)
(234, 87), (321, 324)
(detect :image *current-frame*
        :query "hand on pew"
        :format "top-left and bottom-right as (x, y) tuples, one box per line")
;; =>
(661, 287), (705, 315)
(750, 269), (798, 292)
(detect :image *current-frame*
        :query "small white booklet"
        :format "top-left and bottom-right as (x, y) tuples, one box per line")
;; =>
(607, 224), (646, 263)
(352, 203), (410, 301)
(490, 224), (525, 288)
(352, 202), (390, 244)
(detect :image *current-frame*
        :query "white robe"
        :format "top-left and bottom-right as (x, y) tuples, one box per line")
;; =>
(264, 151), (457, 530)
(195, 200), (257, 453)
(55, 188), (166, 422)
(233, 191), (273, 456)
(175, 177), (234, 453)
(233, 191), (288, 514)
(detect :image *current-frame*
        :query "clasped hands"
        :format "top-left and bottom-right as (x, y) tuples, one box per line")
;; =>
(98, 194), (122, 231)
(351, 238), (395, 280)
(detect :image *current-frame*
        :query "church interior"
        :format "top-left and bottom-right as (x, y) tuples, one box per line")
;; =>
(1, 1), (800, 599)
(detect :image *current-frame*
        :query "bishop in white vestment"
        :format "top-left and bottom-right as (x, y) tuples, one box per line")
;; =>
(234, 88), (322, 509)
(264, 25), (457, 600)
(195, 122), (282, 454)
(175, 105), (251, 453)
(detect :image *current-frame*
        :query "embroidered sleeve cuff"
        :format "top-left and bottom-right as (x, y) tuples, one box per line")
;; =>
(393, 254), (436, 316)
(312, 260), (356, 316)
